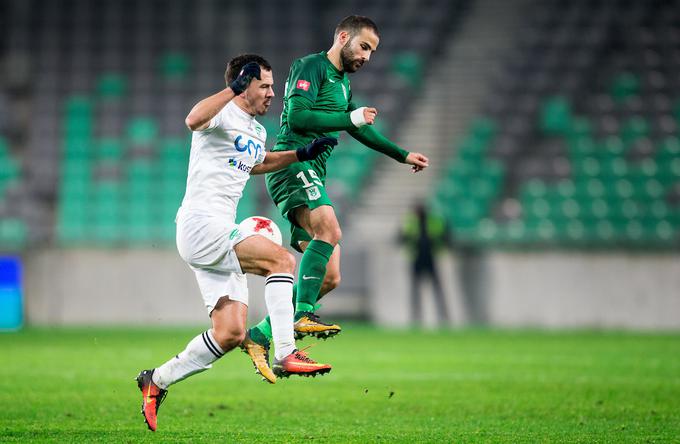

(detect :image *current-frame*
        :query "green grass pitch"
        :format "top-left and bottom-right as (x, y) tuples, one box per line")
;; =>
(1, 325), (678, 443)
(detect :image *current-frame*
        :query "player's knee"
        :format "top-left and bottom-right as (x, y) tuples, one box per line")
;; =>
(266, 248), (295, 274)
(318, 225), (342, 245)
(212, 325), (245, 351)
(277, 249), (296, 274)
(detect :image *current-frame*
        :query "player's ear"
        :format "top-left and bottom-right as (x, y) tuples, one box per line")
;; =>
(337, 30), (350, 45)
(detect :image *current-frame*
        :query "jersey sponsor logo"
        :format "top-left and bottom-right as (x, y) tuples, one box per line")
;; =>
(296, 79), (311, 91)
(234, 134), (263, 159)
(306, 186), (321, 201)
(227, 157), (253, 173)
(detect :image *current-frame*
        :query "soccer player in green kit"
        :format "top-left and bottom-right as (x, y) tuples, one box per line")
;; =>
(241, 15), (429, 382)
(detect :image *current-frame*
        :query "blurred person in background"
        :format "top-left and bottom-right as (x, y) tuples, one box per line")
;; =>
(398, 201), (450, 325)
(135, 54), (336, 432)
(243, 15), (430, 377)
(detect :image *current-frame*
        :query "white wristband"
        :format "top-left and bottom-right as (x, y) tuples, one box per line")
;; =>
(350, 107), (368, 128)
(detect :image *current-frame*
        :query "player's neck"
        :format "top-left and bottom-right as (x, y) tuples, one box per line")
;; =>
(233, 96), (255, 117)
(326, 46), (343, 72)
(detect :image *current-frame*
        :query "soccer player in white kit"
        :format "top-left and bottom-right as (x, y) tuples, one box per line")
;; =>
(135, 55), (337, 432)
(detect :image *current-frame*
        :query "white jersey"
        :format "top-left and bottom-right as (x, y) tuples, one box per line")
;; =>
(179, 101), (267, 223)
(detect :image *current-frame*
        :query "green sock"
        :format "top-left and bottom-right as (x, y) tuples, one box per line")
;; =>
(295, 239), (334, 314)
(251, 284), (297, 342)
(250, 317), (272, 344)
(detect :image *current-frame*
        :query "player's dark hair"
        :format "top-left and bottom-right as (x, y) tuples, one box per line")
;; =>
(334, 15), (379, 39)
(224, 54), (272, 84)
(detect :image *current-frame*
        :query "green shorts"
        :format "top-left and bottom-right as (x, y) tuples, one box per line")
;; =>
(265, 162), (333, 252)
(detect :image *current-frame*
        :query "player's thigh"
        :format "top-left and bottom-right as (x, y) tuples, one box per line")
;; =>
(234, 234), (295, 276)
(292, 204), (341, 240)
(192, 267), (249, 312)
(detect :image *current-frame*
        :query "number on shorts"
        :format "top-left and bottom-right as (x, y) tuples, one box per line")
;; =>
(296, 170), (322, 188)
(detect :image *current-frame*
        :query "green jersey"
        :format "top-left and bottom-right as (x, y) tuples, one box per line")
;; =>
(265, 50), (409, 246)
(273, 51), (353, 177)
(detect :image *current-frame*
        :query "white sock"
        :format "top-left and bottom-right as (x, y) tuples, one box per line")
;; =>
(152, 329), (224, 389)
(265, 273), (296, 360)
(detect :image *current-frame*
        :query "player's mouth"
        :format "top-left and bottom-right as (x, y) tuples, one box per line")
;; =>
(353, 60), (364, 70)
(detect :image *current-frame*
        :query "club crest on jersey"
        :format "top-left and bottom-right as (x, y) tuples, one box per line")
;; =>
(306, 186), (321, 200)
(227, 157), (252, 173)
(234, 135), (262, 159)
(296, 79), (310, 91)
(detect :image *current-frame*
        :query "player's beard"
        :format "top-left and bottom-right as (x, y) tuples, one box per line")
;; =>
(340, 42), (364, 73)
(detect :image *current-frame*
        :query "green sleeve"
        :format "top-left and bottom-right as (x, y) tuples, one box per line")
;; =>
(288, 95), (355, 132)
(348, 124), (409, 163)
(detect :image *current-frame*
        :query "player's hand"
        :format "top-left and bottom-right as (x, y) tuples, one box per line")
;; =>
(363, 107), (378, 125)
(296, 137), (338, 161)
(406, 152), (429, 173)
(350, 106), (378, 127)
(229, 62), (261, 95)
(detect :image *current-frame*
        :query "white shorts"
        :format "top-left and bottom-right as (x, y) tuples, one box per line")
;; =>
(176, 209), (256, 312)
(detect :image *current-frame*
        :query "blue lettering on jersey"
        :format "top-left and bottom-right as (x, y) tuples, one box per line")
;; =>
(227, 157), (253, 173)
(234, 135), (262, 159)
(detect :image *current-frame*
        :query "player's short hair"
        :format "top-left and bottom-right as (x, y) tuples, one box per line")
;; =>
(334, 15), (379, 39)
(224, 54), (272, 84)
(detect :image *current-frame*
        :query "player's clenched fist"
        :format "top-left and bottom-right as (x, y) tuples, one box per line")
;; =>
(350, 106), (378, 127)
(229, 62), (261, 95)
(296, 137), (338, 161)
(406, 152), (429, 173)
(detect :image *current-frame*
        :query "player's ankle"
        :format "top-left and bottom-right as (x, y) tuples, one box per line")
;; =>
(295, 303), (314, 316)
(249, 327), (271, 345)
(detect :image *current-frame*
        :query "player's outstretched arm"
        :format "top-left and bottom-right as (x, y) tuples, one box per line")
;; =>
(185, 62), (261, 131)
(287, 96), (376, 133)
(251, 137), (338, 175)
(347, 121), (429, 173)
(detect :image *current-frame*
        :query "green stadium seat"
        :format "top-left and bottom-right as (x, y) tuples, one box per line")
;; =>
(391, 51), (422, 88)
(0, 219), (27, 250)
(540, 96), (572, 135)
(97, 138), (125, 162)
(127, 118), (158, 145)
(567, 117), (593, 140)
(65, 96), (93, 117)
(63, 138), (93, 160)
(610, 72), (640, 101)
(97, 73), (127, 98)
(568, 136), (596, 158)
(470, 117), (497, 142)
(160, 52), (190, 80)
(620, 117), (649, 145)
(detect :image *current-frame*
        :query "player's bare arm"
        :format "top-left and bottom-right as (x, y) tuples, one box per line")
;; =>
(251, 137), (338, 175)
(185, 62), (261, 131)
